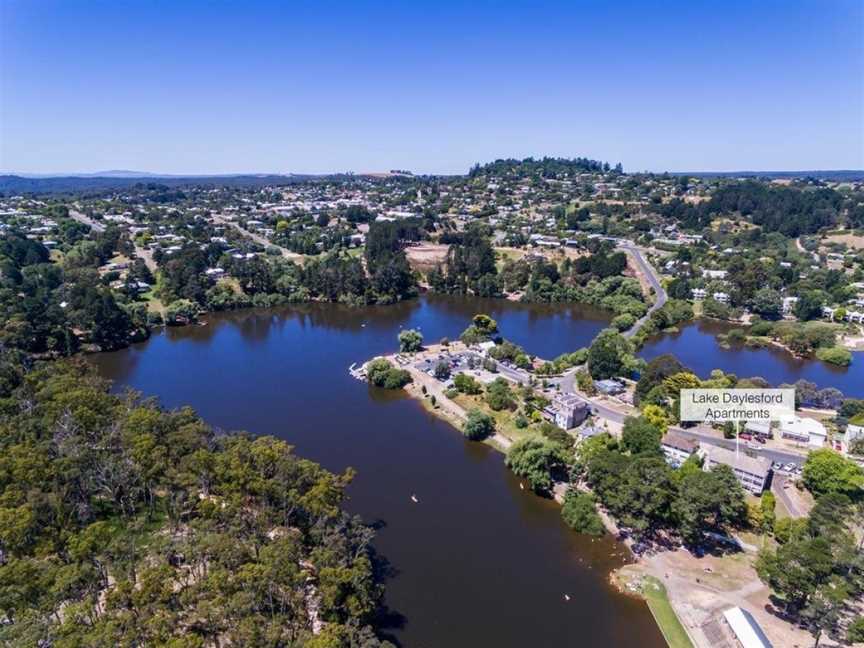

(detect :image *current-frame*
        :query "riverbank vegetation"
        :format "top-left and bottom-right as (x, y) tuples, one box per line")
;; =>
(0, 356), (393, 647)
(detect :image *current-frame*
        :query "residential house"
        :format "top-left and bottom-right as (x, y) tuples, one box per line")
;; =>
(595, 379), (625, 396)
(713, 292), (730, 304)
(661, 432), (698, 468)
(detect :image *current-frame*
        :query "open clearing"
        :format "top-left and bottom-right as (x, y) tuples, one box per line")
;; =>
(405, 243), (449, 270)
(823, 232), (864, 250)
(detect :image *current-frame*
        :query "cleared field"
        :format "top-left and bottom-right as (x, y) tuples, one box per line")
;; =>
(823, 232), (864, 250)
(405, 243), (449, 270)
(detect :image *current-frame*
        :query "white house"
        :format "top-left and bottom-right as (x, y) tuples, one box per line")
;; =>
(834, 423), (864, 456)
(691, 288), (707, 300)
(702, 269), (728, 280)
(661, 432), (698, 468)
(782, 297), (798, 314)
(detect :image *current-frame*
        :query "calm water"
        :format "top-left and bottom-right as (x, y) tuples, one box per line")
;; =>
(92, 295), (661, 648)
(640, 319), (864, 398)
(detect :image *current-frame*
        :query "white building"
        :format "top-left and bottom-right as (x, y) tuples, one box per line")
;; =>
(778, 416), (827, 447)
(698, 443), (772, 494)
(723, 607), (773, 648)
(544, 393), (588, 430)
(691, 288), (707, 300)
(713, 291), (730, 304)
(661, 432), (698, 468)
(702, 269), (728, 280)
(782, 296), (798, 314)
(834, 423), (864, 456)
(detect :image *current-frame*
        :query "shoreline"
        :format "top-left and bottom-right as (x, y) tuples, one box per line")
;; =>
(363, 346), (818, 648)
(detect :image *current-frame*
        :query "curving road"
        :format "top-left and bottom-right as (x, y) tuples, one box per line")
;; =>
(617, 241), (667, 338)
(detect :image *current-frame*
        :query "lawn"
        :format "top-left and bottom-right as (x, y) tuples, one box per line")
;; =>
(450, 392), (537, 444)
(641, 577), (694, 648)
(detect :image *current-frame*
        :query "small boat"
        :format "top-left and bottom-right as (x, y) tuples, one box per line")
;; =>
(411, 495), (419, 503)
(519, 483), (524, 490)
(563, 594), (570, 601)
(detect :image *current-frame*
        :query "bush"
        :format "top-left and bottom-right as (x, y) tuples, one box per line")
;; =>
(539, 422), (574, 448)
(165, 299), (199, 325)
(463, 408), (495, 441)
(398, 328), (423, 353)
(453, 372), (482, 394)
(815, 346), (852, 366)
(726, 328), (746, 344)
(749, 319), (774, 337)
(561, 490), (605, 535)
(486, 378), (514, 411)
(611, 313), (636, 332)
(434, 360), (451, 380)
(367, 358), (412, 389)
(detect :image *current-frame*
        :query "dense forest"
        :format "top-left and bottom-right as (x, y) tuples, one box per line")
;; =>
(661, 181), (850, 236)
(0, 356), (393, 647)
(0, 230), (146, 356)
(468, 157), (621, 179)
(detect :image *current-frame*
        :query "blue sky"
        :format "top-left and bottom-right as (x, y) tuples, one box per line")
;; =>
(1, 0), (862, 175)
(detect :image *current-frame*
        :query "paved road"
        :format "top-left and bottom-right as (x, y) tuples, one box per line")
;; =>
(211, 214), (304, 262)
(772, 473), (805, 517)
(69, 209), (106, 233)
(618, 241), (667, 339)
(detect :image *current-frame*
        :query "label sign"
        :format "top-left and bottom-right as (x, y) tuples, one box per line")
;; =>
(679, 389), (795, 423)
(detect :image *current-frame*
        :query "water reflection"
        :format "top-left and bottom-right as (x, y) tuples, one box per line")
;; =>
(641, 319), (864, 397)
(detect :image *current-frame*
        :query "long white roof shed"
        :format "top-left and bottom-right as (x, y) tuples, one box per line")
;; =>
(723, 606), (773, 648)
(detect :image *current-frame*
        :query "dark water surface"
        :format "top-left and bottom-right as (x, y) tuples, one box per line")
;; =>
(92, 296), (661, 648)
(640, 319), (864, 398)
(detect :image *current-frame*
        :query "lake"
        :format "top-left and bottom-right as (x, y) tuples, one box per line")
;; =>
(640, 319), (864, 397)
(91, 295), (862, 646)
(92, 295), (662, 648)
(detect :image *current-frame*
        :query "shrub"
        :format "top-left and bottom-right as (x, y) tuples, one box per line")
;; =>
(815, 346), (852, 366)
(561, 490), (605, 535)
(453, 372), (482, 395)
(367, 358), (412, 389)
(463, 408), (495, 441)
(398, 328), (423, 353)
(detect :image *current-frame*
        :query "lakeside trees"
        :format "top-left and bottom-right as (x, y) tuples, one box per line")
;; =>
(505, 436), (570, 494)
(0, 359), (393, 647)
(463, 409), (495, 441)
(366, 358), (412, 389)
(398, 328), (423, 353)
(587, 328), (637, 380)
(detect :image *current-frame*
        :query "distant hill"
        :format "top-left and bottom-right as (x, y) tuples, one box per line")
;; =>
(0, 173), (319, 194)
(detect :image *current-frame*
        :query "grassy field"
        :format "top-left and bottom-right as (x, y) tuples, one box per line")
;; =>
(641, 577), (694, 648)
(450, 392), (538, 444)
